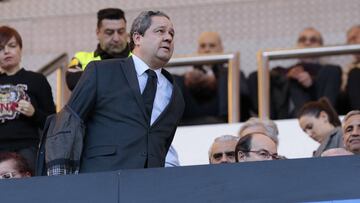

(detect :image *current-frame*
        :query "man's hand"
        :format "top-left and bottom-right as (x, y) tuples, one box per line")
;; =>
(184, 69), (216, 91)
(287, 65), (312, 88)
(16, 99), (35, 117)
(287, 65), (304, 79)
(297, 71), (313, 88)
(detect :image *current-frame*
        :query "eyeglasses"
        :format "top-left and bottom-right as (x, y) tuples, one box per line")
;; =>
(0, 172), (17, 179)
(212, 151), (236, 161)
(242, 149), (279, 160)
(297, 36), (321, 44)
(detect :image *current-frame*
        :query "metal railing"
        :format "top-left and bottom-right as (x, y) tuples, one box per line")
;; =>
(38, 53), (69, 112)
(257, 44), (360, 119)
(166, 53), (240, 123)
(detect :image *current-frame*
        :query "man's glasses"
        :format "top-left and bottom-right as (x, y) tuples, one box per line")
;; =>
(212, 151), (236, 161)
(242, 149), (279, 160)
(298, 36), (321, 44)
(0, 172), (17, 179)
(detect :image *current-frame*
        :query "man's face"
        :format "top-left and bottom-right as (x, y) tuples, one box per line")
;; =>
(209, 140), (237, 164)
(133, 16), (174, 69)
(347, 26), (360, 61)
(0, 37), (22, 71)
(97, 19), (128, 55)
(297, 29), (322, 48)
(0, 159), (26, 179)
(197, 32), (223, 54)
(343, 114), (360, 154)
(238, 134), (277, 162)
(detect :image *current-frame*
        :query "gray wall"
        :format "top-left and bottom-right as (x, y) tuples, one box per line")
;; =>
(1, 0), (359, 74)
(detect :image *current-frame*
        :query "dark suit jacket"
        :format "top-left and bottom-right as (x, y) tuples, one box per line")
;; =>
(67, 57), (184, 173)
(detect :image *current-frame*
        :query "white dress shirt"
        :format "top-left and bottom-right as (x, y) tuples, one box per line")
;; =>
(132, 54), (173, 125)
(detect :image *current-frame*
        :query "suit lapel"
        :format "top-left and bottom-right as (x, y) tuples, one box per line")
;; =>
(121, 57), (148, 120)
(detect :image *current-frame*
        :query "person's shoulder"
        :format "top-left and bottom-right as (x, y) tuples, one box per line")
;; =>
(20, 68), (44, 78)
(94, 57), (132, 67)
(74, 51), (94, 58)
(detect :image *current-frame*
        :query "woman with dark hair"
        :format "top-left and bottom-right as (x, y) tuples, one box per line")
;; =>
(0, 26), (55, 171)
(297, 97), (343, 157)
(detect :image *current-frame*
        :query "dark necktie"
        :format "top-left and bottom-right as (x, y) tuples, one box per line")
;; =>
(142, 69), (158, 118)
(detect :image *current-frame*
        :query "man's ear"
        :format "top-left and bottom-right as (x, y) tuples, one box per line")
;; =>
(132, 32), (142, 47)
(237, 151), (246, 162)
(96, 28), (100, 40)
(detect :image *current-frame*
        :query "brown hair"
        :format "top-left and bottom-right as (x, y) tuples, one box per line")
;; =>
(0, 152), (32, 176)
(0, 26), (23, 49)
(297, 97), (341, 127)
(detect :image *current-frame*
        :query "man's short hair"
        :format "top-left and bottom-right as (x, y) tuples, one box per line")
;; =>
(129, 10), (170, 50)
(0, 152), (32, 176)
(234, 134), (254, 162)
(239, 117), (279, 145)
(208, 135), (239, 159)
(343, 110), (360, 123)
(97, 8), (126, 28)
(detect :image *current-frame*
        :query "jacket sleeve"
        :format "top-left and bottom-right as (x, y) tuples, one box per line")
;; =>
(67, 61), (98, 121)
(31, 74), (56, 129)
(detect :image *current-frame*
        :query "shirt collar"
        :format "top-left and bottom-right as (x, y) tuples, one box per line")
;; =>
(132, 54), (162, 78)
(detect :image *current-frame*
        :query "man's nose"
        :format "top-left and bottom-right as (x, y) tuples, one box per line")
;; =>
(112, 33), (120, 42)
(163, 32), (173, 42)
(220, 155), (229, 163)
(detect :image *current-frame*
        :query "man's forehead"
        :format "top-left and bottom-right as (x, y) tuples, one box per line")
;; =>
(212, 140), (237, 151)
(99, 19), (126, 29)
(345, 114), (360, 127)
(250, 134), (275, 150)
(299, 29), (321, 37)
(199, 34), (220, 44)
(150, 16), (173, 28)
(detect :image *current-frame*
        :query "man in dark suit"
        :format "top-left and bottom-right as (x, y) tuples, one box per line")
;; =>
(49, 11), (184, 174)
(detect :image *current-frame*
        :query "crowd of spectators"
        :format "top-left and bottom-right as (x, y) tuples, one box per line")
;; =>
(0, 6), (359, 180)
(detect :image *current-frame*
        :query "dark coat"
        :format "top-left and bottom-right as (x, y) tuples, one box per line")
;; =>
(39, 57), (184, 175)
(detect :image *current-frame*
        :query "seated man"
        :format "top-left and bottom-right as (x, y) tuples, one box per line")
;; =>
(0, 152), (32, 179)
(248, 27), (342, 119)
(238, 117), (279, 147)
(235, 132), (278, 162)
(208, 135), (239, 164)
(176, 32), (250, 125)
(342, 110), (360, 155)
(341, 25), (360, 111)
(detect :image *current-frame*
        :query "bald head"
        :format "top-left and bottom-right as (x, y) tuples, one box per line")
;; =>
(321, 148), (354, 157)
(197, 32), (223, 54)
(297, 27), (323, 48)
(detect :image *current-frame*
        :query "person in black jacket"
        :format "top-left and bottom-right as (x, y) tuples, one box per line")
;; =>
(66, 8), (131, 90)
(0, 26), (56, 172)
(177, 32), (250, 125)
(248, 27), (342, 119)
